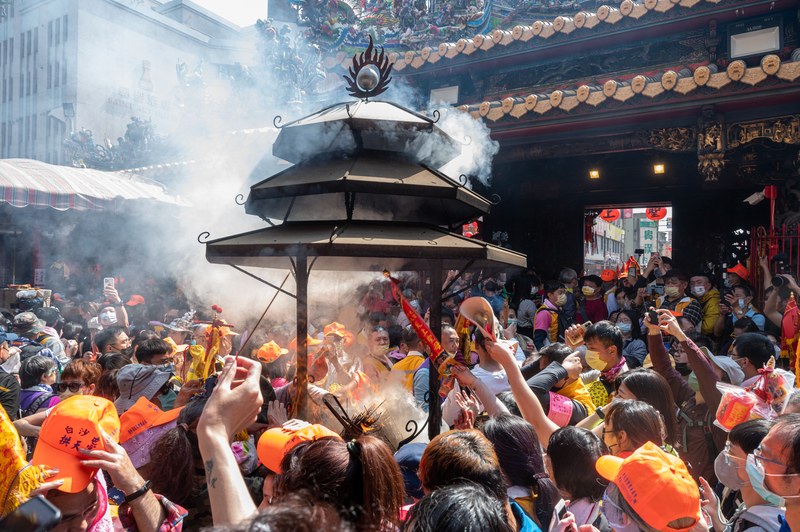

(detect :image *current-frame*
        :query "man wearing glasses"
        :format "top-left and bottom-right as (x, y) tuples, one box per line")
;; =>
(750, 414), (800, 532)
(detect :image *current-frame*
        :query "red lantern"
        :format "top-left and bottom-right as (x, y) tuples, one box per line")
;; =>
(599, 209), (620, 222)
(646, 207), (667, 221)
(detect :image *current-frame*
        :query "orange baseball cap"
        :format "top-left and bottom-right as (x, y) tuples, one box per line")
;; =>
(727, 264), (749, 280)
(257, 423), (341, 473)
(323, 322), (348, 338)
(204, 320), (238, 340)
(601, 269), (617, 282)
(288, 334), (323, 352)
(126, 295), (146, 306)
(118, 396), (183, 444)
(595, 442), (700, 532)
(257, 341), (289, 363)
(32, 395), (121, 493)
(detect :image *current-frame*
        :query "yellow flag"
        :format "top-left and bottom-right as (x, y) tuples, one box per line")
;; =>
(0, 407), (47, 517)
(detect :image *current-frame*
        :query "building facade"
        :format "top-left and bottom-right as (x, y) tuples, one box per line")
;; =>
(0, 0), (255, 165)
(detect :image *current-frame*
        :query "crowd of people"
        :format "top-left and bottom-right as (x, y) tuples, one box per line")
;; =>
(1, 254), (800, 532)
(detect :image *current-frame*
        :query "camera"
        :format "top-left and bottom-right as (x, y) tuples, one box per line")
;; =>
(772, 253), (791, 287)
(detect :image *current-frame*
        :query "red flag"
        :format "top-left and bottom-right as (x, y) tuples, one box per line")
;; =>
(384, 271), (466, 396)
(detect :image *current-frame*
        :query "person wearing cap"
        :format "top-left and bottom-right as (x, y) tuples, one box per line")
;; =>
(646, 308), (734, 484)
(689, 272), (720, 336)
(12, 311), (66, 363)
(727, 263), (750, 289)
(115, 364), (177, 414)
(32, 395), (187, 532)
(125, 295), (148, 331)
(596, 442), (703, 532)
(558, 268), (579, 321)
(577, 275), (609, 325)
(602, 269), (620, 314)
(654, 269), (704, 329)
(0, 329), (21, 420)
(163, 311), (195, 348)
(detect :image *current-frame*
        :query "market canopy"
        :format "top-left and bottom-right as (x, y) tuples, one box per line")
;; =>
(205, 220), (527, 272)
(0, 158), (190, 212)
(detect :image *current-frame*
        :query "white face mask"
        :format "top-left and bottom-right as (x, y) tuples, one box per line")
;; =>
(410, 300), (420, 310)
(99, 310), (117, 326)
(739, 299), (747, 309)
(691, 286), (706, 297)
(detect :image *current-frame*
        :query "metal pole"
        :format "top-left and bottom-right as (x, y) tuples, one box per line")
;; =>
(295, 255), (309, 418)
(428, 259), (442, 440)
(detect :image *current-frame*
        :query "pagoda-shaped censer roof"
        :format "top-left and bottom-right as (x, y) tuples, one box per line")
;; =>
(246, 150), (491, 226)
(243, 36), (490, 227)
(271, 100), (462, 169)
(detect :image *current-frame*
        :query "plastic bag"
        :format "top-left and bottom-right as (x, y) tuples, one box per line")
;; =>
(715, 383), (757, 431)
(746, 357), (793, 408)
(714, 359), (797, 432)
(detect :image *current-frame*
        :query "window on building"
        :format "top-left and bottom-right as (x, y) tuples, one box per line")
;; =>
(32, 69), (37, 93)
(55, 19), (60, 45)
(47, 64), (51, 89)
(54, 61), (59, 88)
(2, 80), (6, 103)
(1, 123), (5, 158)
(62, 59), (66, 85)
(2, 40), (6, 67)
(9, 37), (13, 63)
(8, 77), (12, 101)
(63, 16), (68, 42)
(19, 73), (23, 97)
(26, 31), (30, 57)
(20, 34), (23, 59)
(34, 28), (38, 54)
(48, 21), (52, 48)
(46, 116), (50, 137)
(32, 115), (36, 140)
(26, 72), (30, 96)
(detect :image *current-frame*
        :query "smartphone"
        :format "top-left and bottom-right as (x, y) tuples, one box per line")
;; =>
(0, 495), (62, 532)
(628, 268), (635, 278)
(550, 499), (569, 531)
(648, 309), (659, 325)
(103, 277), (115, 289)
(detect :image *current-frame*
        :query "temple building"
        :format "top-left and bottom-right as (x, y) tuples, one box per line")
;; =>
(311, 0), (800, 273)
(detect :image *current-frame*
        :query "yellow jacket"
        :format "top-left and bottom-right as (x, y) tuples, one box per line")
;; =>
(558, 377), (596, 413)
(391, 353), (426, 391)
(698, 289), (721, 336)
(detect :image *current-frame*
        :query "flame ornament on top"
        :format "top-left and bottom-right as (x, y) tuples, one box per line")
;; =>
(344, 35), (393, 99)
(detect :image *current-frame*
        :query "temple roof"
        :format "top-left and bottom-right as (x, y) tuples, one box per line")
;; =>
(320, 0), (796, 74)
(457, 50), (800, 125)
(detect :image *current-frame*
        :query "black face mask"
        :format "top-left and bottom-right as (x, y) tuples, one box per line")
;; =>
(674, 362), (692, 376)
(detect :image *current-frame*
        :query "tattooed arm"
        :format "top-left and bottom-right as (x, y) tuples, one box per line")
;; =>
(197, 356), (263, 526)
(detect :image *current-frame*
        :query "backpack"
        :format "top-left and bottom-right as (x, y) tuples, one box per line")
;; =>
(677, 398), (718, 465)
(21, 391), (58, 460)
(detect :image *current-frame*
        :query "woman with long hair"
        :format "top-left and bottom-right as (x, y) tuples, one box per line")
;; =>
(477, 414), (559, 529)
(275, 434), (404, 532)
(615, 368), (679, 449)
